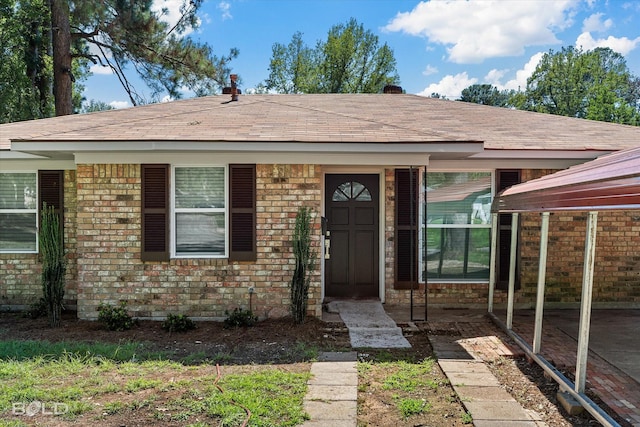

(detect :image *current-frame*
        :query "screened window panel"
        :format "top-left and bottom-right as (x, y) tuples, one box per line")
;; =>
(175, 168), (225, 209)
(423, 227), (491, 280)
(174, 166), (226, 257)
(0, 173), (37, 209)
(426, 172), (491, 225)
(422, 172), (492, 281)
(0, 173), (38, 252)
(176, 212), (225, 254)
(0, 213), (37, 251)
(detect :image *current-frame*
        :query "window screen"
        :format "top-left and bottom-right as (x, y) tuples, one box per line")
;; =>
(0, 173), (38, 252)
(173, 167), (226, 256)
(423, 172), (492, 280)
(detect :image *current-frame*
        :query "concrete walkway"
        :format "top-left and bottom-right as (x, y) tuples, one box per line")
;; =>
(328, 300), (411, 348)
(427, 320), (546, 426)
(435, 352), (546, 426)
(302, 352), (358, 427)
(309, 306), (548, 426)
(386, 306), (548, 426)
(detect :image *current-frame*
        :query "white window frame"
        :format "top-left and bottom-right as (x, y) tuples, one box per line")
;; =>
(420, 170), (494, 283)
(0, 171), (38, 254)
(170, 165), (228, 258)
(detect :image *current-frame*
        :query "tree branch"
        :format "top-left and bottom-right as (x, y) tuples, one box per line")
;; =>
(70, 26), (100, 40)
(71, 53), (99, 64)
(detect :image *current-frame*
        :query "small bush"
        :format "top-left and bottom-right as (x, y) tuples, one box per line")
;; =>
(24, 298), (48, 319)
(223, 308), (257, 328)
(97, 301), (137, 331)
(162, 314), (196, 333)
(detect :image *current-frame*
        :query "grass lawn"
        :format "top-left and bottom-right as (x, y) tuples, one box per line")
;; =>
(0, 340), (311, 427)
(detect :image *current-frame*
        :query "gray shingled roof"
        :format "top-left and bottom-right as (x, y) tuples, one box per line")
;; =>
(2, 94), (639, 152)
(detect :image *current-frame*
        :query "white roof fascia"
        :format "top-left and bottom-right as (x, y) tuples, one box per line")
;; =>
(431, 158), (588, 170)
(0, 151), (50, 160)
(74, 151), (433, 166)
(11, 140), (483, 154)
(469, 150), (611, 160)
(0, 159), (77, 170)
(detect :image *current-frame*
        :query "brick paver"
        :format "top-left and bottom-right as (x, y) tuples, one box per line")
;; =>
(505, 312), (640, 427)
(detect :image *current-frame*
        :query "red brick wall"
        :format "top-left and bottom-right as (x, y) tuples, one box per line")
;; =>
(75, 164), (322, 320)
(5, 165), (639, 315)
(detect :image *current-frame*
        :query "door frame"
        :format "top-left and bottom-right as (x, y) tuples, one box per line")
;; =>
(321, 168), (386, 302)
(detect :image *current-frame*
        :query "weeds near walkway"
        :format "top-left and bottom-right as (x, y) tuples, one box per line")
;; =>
(358, 355), (469, 425)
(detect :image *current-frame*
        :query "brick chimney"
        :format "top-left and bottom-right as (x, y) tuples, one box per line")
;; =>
(383, 85), (403, 94)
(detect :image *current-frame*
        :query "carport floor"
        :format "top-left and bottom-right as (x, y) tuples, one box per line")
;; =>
(496, 309), (640, 427)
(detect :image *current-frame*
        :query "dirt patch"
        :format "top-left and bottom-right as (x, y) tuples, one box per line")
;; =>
(0, 310), (625, 426)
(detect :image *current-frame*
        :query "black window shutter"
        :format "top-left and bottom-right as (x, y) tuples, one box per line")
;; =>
(229, 164), (256, 261)
(496, 169), (521, 290)
(38, 170), (64, 234)
(141, 164), (169, 262)
(395, 168), (418, 290)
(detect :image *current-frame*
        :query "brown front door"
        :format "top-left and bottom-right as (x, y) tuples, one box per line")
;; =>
(325, 174), (379, 298)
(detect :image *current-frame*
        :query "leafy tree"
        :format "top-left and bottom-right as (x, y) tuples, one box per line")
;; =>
(458, 84), (514, 107)
(0, 0), (52, 122)
(265, 31), (315, 94)
(61, 0), (238, 113)
(266, 18), (400, 94)
(1, 0), (236, 120)
(82, 100), (115, 113)
(520, 46), (640, 125)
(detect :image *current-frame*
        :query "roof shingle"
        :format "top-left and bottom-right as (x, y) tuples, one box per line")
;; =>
(2, 94), (639, 152)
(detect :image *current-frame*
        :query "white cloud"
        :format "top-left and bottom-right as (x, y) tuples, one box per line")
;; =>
(218, 1), (232, 20)
(90, 64), (112, 75)
(576, 32), (640, 55)
(484, 69), (508, 85)
(582, 13), (612, 33)
(384, 0), (578, 63)
(422, 65), (438, 76)
(498, 52), (545, 91)
(152, 0), (197, 35)
(417, 72), (477, 99)
(109, 101), (130, 109)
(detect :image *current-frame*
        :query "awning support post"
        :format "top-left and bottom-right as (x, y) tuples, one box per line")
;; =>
(506, 212), (519, 330)
(533, 212), (550, 354)
(488, 212), (499, 313)
(575, 211), (598, 394)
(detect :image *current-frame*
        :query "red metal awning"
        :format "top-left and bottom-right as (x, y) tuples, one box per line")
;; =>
(492, 145), (640, 212)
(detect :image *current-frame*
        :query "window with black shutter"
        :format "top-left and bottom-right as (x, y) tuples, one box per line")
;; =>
(496, 169), (521, 290)
(229, 164), (256, 261)
(141, 164), (169, 261)
(141, 164), (256, 262)
(395, 168), (418, 289)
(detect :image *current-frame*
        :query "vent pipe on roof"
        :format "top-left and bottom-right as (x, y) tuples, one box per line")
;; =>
(222, 74), (241, 100)
(230, 74), (238, 101)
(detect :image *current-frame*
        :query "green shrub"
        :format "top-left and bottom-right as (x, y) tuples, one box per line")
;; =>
(162, 314), (196, 332)
(223, 308), (257, 328)
(97, 301), (137, 331)
(24, 298), (48, 319)
(40, 204), (67, 327)
(290, 207), (315, 324)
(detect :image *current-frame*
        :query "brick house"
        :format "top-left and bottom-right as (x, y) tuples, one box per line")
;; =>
(1, 93), (639, 320)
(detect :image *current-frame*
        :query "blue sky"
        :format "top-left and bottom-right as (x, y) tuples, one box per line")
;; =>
(84, 0), (640, 108)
